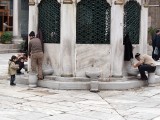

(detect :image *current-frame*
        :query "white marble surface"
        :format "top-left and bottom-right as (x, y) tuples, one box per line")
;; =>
(140, 6), (148, 54)
(110, 1), (124, 77)
(76, 44), (111, 78)
(31, 0), (148, 79)
(44, 44), (61, 75)
(0, 80), (160, 120)
(60, 3), (76, 76)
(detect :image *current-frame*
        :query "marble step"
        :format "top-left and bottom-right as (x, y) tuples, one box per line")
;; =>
(0, 44), (19, 49)
(0, 44), (20, 53)
(37, 79), (145, 90)
(15, 75), (160, 90)
(44, 75), (138, 82)
(15, 75), (145, 90)
(0, 49), (19, 53)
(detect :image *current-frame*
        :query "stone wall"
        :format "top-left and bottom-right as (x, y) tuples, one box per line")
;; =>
(149, 0), (160, 28)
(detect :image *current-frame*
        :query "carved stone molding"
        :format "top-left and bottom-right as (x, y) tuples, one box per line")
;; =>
(114, 0), (124, 5)
(77, 0), (111, 5)
(63, 0), (73, 4)
(29, 0), (35, 5)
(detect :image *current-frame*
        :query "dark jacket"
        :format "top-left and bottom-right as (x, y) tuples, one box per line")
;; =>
(155, 35), (160, 48)
(152, 34), (157, 48)
(124, 34), (133, 61)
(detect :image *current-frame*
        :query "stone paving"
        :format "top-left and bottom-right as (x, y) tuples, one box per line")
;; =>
(1, 52), (160, 120)
(0, 53), (17, 79)
(0, 79), (160, 120)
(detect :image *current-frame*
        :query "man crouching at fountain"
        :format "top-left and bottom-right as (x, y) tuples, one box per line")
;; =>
(133, 53), (156, 80)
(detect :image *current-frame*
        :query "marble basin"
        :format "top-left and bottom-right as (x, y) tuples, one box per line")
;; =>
(24, 63), (28, 71)
(85, 68), (101, 79)
(127, 68), (139, 76)
(28, 72), (37, 88)
(43, 69), (54, 75)
(155, 61), (160, 76)
(42, 64), (54, 75)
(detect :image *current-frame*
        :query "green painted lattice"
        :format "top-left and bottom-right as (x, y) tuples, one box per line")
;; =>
(124, 0), (141, 44)
(38, 0), (60, 43)
(76, 0), (111, 44)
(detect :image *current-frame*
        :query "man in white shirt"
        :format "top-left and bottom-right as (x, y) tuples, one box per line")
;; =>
(3, 21), (12, 32)
(133, 53), (156, 80)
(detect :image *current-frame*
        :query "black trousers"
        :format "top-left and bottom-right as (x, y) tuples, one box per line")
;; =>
(17, 62), (24, 74)
(10, 75), (15, 85)
(138, 64), (156, 79)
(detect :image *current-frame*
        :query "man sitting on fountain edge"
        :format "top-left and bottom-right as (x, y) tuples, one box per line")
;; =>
(133, 53), (156, 80)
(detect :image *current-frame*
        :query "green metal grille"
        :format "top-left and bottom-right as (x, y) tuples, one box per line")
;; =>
(38, 0), (60, 43)
(76, 0), (111, 44)
(124, 0), (141, 44)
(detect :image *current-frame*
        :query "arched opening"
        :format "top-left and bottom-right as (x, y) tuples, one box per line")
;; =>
(76, 0), (111, 44)
(124, 0), (141, 44)
(38, 0), (60, 43)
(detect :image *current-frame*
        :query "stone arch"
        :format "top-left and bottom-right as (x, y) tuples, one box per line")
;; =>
(38, 0), (60, 43)
(76, 0), (111, 44)
(123, 0), (141, 44)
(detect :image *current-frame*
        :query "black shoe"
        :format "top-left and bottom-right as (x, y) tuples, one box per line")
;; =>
(17, 72), (24, 75)
(138, 77), (148, 81)
(141, 77), (148, 81)
(10, 83), (16, 86)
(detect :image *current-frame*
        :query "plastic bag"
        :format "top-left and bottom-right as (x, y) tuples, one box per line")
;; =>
(154, 47), (159, 55)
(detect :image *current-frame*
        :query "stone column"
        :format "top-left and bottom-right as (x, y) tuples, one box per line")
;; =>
(110, 1), (124, 77)
(140, 6), (148, 54)
(13, 0), (23, 44)
(60, 0), (76, 77)
(28, 1), (38, 35)
(28, 0), (39, 71)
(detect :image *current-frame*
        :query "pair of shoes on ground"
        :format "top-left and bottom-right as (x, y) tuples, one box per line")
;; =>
(38, 78), (43, 80)
(38, 76), (44, 80)
(138, 77), (148, 81)
(10, 83), (16, 86)
(17, 72), (24, 75)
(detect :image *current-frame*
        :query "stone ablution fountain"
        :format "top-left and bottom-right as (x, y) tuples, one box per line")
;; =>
(23, 0), (160, 90)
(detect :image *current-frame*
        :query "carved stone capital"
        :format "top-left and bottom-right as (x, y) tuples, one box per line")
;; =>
(63, 0), (73, 4)
(29, 0), (35, 5)
(114, 0), (124, 5)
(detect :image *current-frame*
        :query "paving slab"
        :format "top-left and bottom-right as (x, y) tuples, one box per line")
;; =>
(1, 53), (160, 119)
(0, 53), (18, 79)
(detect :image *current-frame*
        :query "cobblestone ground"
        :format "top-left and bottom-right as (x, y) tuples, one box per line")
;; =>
(0, 79), (160, 120)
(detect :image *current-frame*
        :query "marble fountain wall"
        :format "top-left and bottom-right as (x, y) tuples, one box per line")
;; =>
(28, 0), (148, 80)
